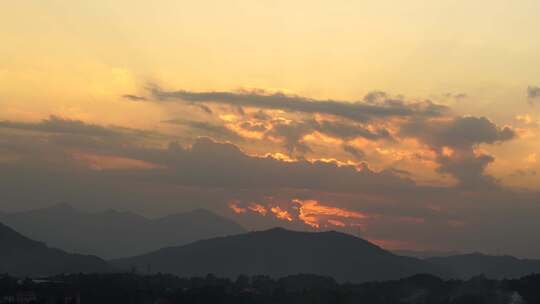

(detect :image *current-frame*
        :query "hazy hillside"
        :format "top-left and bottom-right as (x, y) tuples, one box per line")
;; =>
(427, 253), (540, 279)
(0, 204), (246, 259)
(0, 222), (111, 277)
(113, 228), (447, 282)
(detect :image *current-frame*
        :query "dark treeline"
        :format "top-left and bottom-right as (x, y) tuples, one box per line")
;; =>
(1, 272), (540, 304)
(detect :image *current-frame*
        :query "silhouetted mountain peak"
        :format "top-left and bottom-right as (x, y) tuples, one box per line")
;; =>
(0, 221), (49, 250)
(0, 222), (111, 276)
(1, 205), (245, 259)
(0, 222), (26, 241)
(0, 222), (15, 232)
(252, 227), (382, 249)
(114, 227), (440, 282)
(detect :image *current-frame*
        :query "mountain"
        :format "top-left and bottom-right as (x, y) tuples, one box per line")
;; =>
(0, 204), (246, 259)
(0, 222), (111, 277)
(112, 227), (447, 283)
(393, 249), (463, 259)
(427, 253), (540, 279)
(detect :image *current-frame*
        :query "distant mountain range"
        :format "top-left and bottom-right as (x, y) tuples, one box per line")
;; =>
(0, 222), (111, 277)
(427, 253), (540, 279)
(112, 227), (448, 283)
(0, 204), (246, 259)
(2, 205), (540, 280)
(394, 250), (540, 279)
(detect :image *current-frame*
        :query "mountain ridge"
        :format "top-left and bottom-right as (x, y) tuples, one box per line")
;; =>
(0, 222), (111, 277)
(427, 252), (540, 279)
(112, 227), (447, 283)
(0, 204), (246, 259)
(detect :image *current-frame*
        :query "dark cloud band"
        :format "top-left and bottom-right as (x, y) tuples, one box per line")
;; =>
(145, 88), (448, 123)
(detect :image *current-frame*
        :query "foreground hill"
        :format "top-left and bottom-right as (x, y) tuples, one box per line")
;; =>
(113, 228), (446, 282)
(0, 204), (246, 259)
(427, 253), (540, 279)
(0, 222), (110, 276)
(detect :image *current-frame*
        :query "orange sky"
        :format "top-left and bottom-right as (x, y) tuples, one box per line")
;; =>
(1, 1), (540, 257)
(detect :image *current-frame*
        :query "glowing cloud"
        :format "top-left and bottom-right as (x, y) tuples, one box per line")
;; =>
(270, 206), (293, 221)
(294, 199), (367, 228)
(248, 203), (268, 216)
(229, 198), (368, 229)
(228, 201), (247, 214)
(327, 219), (347, 227)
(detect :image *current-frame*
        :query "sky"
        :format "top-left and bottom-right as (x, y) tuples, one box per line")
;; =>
(1, 0), (540, 257)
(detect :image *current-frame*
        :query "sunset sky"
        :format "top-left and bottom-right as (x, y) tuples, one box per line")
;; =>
(1, 1), (540, 257)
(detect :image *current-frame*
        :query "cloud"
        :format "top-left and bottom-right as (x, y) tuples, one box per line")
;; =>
(363, 91), (388, 103)
(0, 115), (158, 140)
(158, 99), (393, 156)
(122, 94), (148, 101)
(527, 86), (540, 101)
(129, 87), (516, 190)
(262, 118), (392, 154)
(270, 206), (293, 221)
(312, 120), (392, 141)
(525, 153), (537, 164)
(264, 120), (313, 154)
(515, 114), (540, 127)
(164, 119), (245, 141)
(131, 86), (517, 189)
(228, 201), (247, 214)
(146, 87), (449, 123)
(151, 137), (416, 192)
(0, 115), (119, 137)
(131, 87), (521, 190)
(247, 203), (268, 216)
(197, 104), (213, 114)
(0, 119), (419, 210)
(401, 116), (515, 188)
(295, 199), (367, 229)
(252, 110), (272, 121)
(3, 117), (540, 257)
(229, 199), (367, 229)
(511, 168), (537, 177)
(72, 153), (163, 171)
(403, 116), (515, 149)
(342, 144), (365, 161)
(238, 121), (268, 133)
(436, 151), (496, 189)
(180, 115), (391, 156)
